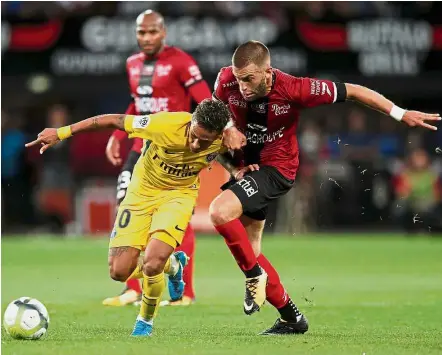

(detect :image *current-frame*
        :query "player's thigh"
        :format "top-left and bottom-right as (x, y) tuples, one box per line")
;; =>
(150, 192), (197, 249)
(223, 166), (293, 217)
(109, 193), (154, 252)
(240, 214), (265, 256)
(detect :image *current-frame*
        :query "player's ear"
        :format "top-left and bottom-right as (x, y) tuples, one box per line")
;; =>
(264, 66), (272, 79)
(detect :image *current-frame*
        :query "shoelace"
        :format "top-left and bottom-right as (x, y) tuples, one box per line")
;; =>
(245, 277), (260, 299)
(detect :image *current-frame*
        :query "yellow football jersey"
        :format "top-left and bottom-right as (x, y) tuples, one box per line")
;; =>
(124, 112), (225, 190)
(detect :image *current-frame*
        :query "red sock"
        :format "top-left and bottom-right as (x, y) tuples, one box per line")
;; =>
(257, 254), (289, 309)
(176, 224), (196, 299)
(126, 278), (142, 294)
(215, 219), (258, 273)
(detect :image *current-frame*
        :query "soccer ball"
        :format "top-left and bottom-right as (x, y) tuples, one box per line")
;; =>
(3, 297), (49, 340)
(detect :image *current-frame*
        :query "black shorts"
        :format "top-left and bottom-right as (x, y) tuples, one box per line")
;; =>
(221, 166), (294, 221)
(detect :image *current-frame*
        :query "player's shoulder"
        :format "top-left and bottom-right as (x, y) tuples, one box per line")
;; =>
(272, 69), (303, 100)
(165, 46), (196, 63)
(151, 111), (192, 126)
(215, 66), (238, 91)
(274, 69), (300, 85)
(126, 52), (144, 65)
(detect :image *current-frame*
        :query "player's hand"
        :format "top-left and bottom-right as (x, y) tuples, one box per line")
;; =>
(222, 126), (246, 150)
(105, 135), (122, 166)
(25, 128), (60, 154)
(402, 111), (441, 131)
(234, 164), (260, 180)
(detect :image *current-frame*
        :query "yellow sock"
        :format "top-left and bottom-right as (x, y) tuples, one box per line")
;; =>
(163, 258), (171, 274)
(127, 264), (143, 280)
(139, 273), (165, 321)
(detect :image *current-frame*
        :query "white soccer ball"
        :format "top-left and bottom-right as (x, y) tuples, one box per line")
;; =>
(3, 297), (49, 340)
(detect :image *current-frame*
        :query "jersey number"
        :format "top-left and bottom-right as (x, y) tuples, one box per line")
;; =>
(118, 209), (131, 229)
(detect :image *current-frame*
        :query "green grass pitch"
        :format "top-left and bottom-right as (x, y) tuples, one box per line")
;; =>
(2, 234), (442, 355)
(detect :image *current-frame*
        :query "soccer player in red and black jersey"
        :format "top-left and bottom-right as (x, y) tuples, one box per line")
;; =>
(103, 10), (212, 307)
(212, 41), (440, 335)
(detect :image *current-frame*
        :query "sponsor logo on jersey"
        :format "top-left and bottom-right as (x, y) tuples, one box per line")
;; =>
(135, 97), (169, 113)
(152, 153), (198, 178)
(237, 177), (259, 197)
(133, 115), (150, 129)
(222, 81), (238, 88)
(247, 123), (267, 132)
(271, 103), (290, 116)
(156, 64), (172, 77)
(250, 102), (267, 114)
(136, 85), (153, 95)
(142, 65), (154, 76)
(228, 95), (247, 108)
(246, 126), (285, 144)
(130, 67), (141, 76)
(310, 80), (332, 97)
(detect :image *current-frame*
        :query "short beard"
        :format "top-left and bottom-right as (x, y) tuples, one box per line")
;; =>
(255, 77), (268, 97)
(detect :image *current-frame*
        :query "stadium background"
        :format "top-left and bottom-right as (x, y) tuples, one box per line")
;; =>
(2, 1), (442, 236)
(1, 2), (442, 354)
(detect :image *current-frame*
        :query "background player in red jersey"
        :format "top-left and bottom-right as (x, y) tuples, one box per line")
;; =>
(212, 41), (440, 335)
(103, 10), (212, 307)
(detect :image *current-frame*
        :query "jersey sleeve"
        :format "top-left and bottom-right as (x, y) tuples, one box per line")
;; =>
(286, 76), (345, 108)
(178, 52), (204, 89)
(124, 113), (166, 141)
(212, 69), (229, 104)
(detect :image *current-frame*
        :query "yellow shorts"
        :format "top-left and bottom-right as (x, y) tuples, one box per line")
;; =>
(109, 188), (197, 250)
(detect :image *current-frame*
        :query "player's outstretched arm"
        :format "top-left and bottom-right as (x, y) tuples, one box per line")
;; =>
(25, 114), (127, 154)
(345, 84), (441, 130)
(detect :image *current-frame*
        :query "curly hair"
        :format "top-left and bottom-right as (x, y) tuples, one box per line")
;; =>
(192, 99), (231, 133)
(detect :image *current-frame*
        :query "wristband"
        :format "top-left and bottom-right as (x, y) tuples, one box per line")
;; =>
(390, 105), (406, 122)
(224, 120), (234, 131)
(57, 126), (72, 140)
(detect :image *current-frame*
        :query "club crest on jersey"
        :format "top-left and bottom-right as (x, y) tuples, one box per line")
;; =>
(247, 123), (267, 132)
(137, 85), (153, 95)
(228, 96), (246, 108)
(156, 64), (172, 77)
(250, 103), (267, 114)
(142, 65), (154, 76)
(133, 115), (149, 129)
(206, 152), (218, 162)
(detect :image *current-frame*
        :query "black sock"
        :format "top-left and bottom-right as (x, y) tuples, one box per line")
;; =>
(244, 263), (262, 278)
(277, 298), (301, 322)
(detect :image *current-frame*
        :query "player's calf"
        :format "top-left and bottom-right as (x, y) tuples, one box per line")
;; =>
(210, 191), (267, 315)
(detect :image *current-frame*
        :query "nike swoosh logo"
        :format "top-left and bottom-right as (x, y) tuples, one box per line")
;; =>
(244, 302), (254, 312)
(164, 150), (174, 154)
(175, 225), (185, 232)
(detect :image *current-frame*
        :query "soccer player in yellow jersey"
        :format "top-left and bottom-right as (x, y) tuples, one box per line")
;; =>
(26, 99), (238, 336)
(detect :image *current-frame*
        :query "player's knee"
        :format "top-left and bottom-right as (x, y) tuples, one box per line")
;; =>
(209, 201), (233, 226)
(143, 256), (168, 276)
(109, 264), (131, 282)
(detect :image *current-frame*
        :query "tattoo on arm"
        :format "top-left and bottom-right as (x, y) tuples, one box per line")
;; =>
(108, 246), (130, 257)
(92, 117), (99, 129)
(216, 152), (238, 176)
(116, 115), (126, 130)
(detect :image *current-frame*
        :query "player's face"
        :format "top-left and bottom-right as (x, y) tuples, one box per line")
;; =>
(233, 63), (272, 101)
(136, 19), (166, 55)
(188, 123), (219, 153)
